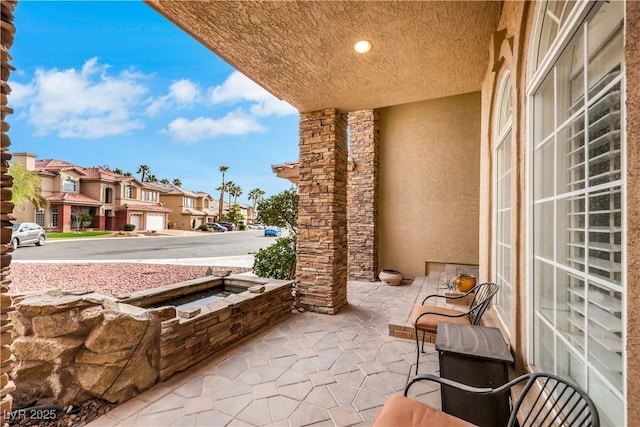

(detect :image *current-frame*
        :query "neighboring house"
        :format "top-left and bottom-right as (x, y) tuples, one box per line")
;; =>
(11, 153), (171, 232)
(148, 1), (639, 424)
(150, 183), (215, 230)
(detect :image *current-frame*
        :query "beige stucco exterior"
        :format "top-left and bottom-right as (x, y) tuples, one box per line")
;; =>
(378, 93), (481, 279)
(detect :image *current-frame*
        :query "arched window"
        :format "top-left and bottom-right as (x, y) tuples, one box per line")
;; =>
(528, 2), (625, 425)
(493, 72), (513, 328)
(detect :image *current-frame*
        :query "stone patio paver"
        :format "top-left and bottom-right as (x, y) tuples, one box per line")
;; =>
(87, 279), (444, 427)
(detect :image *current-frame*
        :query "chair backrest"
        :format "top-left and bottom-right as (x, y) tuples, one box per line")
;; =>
(467, 282), (499, 325)
(508, 372), (600, 427)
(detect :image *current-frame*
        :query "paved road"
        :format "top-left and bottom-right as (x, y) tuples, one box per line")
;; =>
(11, 230), (280, 264)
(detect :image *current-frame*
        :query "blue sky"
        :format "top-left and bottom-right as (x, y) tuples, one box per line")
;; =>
(8, 0), (300, 205)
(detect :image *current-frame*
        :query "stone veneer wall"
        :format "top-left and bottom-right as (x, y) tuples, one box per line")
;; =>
(9, 291), (160, 406)
(347, 110), (379, 281)
(1, 0), (17, 419)
(296, 109), (348, 314)
(159, 282), (292, 380)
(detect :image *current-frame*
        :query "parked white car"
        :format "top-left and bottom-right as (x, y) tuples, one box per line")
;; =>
(11, 222), (46, 249)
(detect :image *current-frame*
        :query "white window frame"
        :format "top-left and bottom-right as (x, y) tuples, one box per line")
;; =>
(125, 186), (134, 199)
(493, 71), (514, 331)
(63, 178), (77, 192)
(525, 1), (626, 425)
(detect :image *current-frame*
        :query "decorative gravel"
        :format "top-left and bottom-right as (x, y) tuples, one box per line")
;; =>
(8, 262), (252, 296)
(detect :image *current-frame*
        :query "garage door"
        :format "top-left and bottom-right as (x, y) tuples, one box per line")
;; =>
(146, 214), (165, 231)
(129, 214), (141, 230)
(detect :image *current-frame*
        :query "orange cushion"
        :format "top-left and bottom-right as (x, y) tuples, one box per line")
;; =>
(409, 305), (471, 333)
(372, 395), (477, 427)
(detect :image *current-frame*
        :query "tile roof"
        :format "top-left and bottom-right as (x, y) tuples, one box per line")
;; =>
(46, 193), (102, 205)
(82, 167), (135, 182)
(118, 203), (172, 213)
(36, 159), (86, 175)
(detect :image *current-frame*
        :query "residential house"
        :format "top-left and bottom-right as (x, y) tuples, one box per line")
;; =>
(11, 152), (171, 232)
(146, 1), (639, 424)
(150, 183), (213, 230)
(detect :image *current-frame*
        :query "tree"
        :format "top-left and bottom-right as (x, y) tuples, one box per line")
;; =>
(123, 171), (133, 177)
(7, 162), (49, 211)
(218, 165), (228, 220)
(256, 188), (297, 234)
(159, 178), (170, 184)
(146, 174), (157, 183)
(172, 178), (182, 187)
(248, 188), (265, 214)
(224, 180), (236, 208)
(137, 164), (150, 182)
(230, 183), (242, 205)
(113, 168), (124, 175)
(253, 188), (298, 280)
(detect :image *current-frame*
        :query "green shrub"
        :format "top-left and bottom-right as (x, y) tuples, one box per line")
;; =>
(123, 224), (136, 231)
(198, 223), (210, 231)
(239, 224), (247, 231)
(252, 236), (296, 280)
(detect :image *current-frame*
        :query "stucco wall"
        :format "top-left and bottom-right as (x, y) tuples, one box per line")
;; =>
(378, 93), (481, 279)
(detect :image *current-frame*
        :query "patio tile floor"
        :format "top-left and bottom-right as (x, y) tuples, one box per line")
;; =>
(88, 276), (445, 427)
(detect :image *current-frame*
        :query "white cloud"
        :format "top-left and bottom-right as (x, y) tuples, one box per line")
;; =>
(146, 79), (200, 116)
(210, 71), (297, 117)
(163, 110), (265, 143)
(11, 57), (147, 139)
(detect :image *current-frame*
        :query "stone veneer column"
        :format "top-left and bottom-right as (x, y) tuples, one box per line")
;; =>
(0, 0), (17, 418)
(347, 110), (379, 281)
(296, 109), (348, 314)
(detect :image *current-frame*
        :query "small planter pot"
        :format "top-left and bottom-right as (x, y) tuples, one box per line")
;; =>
(455, 275), (476, 293)
(379, 269), (403, 286)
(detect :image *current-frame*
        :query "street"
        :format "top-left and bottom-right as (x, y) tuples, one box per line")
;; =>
(11, 230), (280, 262)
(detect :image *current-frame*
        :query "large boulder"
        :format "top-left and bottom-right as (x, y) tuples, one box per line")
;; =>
(11, 336), (84, 362)
(85, 310), (149, 353)
(32, 308), (84, 338)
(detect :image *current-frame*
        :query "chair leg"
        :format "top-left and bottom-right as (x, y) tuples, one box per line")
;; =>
(421, 331), (426, 353)
(414, 324), (421, 376)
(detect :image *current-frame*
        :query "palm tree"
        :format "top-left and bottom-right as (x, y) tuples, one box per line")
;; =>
(218, 165), (228, 220)
(159, 178), (170, 184)
(113, 168), (124, 175)
(230, 184), (242, 205)
(146, 174), (158, 183)
(224, 180), (236, 208)
(248, 188), (265, 215)
(137, 164), (150, 182)
(172, 178), (182, 187)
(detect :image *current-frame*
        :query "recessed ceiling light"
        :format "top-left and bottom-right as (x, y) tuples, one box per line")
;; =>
(354, 40), (372, 54)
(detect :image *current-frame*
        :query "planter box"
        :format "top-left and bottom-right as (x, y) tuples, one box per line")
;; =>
(444, 291), (475, 306)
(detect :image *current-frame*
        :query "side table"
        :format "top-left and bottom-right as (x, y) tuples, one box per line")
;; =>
(435, 322), (514, 426)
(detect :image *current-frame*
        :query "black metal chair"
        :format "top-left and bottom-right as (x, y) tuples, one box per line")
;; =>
(409, 282), (499, 375)
(372, 371), (600, 427)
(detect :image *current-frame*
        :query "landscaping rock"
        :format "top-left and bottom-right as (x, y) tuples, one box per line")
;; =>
(11, 336), (84, 362)
(32, 308), (83, 338)
(84, 310), (149, 353)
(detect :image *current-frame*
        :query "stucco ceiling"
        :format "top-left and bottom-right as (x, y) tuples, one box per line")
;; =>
(145, 1), (501, 113)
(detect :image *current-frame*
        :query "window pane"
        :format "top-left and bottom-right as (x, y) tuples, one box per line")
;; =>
(557, 269), (585, 349)
(556, 337), (585, 388)
(588, 187), (622, 285)
(557, 194), (585, 272)
(587, 83), (621, 188)
(534, 139), (555, 200)
(587, 1), (623, 98)
(556, 31), (584, 125)
(533, 75), (555, 143)
(534, 315), (555, 372)
(534, 259), (554, 324)
(557, 116), (585, 193)
(534, 201), (554, 260)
